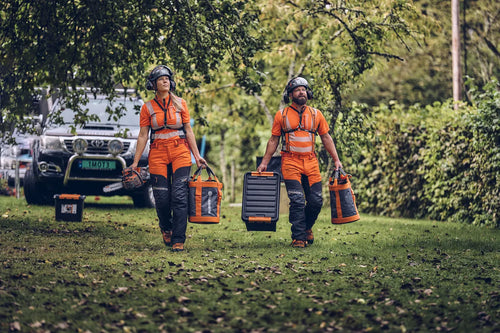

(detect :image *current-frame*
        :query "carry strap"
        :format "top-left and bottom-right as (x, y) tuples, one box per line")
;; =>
(329, 167), (350, 185)
(191, 165), (220, 183)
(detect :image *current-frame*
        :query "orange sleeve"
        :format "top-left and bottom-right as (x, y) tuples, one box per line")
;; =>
(316, 110), (330, 135)
(181, 99), (190, 124)
(271, 111), (283, 137)
(139, 103), (151, 128)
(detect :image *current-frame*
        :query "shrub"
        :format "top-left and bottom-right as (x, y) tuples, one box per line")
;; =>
(347, 80), (499, 227)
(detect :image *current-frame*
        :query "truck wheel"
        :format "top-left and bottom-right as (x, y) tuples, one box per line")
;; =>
(24, 166), (54, 205)
(131, 185), (155, 208)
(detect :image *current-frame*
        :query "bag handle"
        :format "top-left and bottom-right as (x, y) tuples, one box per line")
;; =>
(330, 167), (347, 180)
(329, 167), (351, 184)
(191, 165), (220, 182)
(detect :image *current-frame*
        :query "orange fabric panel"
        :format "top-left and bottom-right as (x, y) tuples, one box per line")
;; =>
(140, 96), (190, 139)
(281, 155), (322, 186)
(188, 172), (223, 224)
(148, 139), (191, 178)
(329, 177), (360, 224)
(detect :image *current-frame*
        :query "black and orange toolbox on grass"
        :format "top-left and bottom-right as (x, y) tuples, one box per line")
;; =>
(54, 194), (86, 222)
(241, 171), (281, 231)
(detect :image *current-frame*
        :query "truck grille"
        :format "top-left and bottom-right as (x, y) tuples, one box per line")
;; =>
(64, 139), (131, 155)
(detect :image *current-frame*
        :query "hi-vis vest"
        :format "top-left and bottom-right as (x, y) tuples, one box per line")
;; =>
(280, 106), (318, 154)
(145, 100), (185, 142)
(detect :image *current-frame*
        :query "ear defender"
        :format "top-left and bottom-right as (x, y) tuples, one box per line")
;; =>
(283, 90), (290, 104)
(146, 65), (176, 92)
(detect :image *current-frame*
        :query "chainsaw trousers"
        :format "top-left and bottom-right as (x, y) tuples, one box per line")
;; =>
(282, 155), (323, 241)
(149, 139), (192, 244)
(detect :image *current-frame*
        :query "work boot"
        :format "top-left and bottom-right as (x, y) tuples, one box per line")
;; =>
(172, 243), (184, 252)
(291, 239), (306, 248)
(161, 230), (172, 246)
(305, 229), (314, 245)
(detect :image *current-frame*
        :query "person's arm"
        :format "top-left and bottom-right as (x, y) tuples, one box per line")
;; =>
(184, 122), (207, 168)
(320, 133), (343, 170)
(129, 126), (150, 169)
(256, 135), (280, 172)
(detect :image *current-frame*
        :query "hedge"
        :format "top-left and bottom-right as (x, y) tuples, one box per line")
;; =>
(336, 80), (499, 228)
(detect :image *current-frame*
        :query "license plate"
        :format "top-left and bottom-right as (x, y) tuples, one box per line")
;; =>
(80, 160), (117, 170)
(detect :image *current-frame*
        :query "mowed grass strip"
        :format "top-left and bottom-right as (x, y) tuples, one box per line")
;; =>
(0, 196), (499, 332)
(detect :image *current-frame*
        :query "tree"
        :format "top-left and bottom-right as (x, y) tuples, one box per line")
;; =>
(351, 0), (500, 107)
(0, 0), (264, 142)
(194, 0), (420, 174)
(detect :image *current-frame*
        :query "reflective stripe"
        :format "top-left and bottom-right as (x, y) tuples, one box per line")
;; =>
(289, 133), (313, 142)
(152, 131), (185, 140)
(289, 146), (313, 153)
(281, 107), (317, 133)
(146, 101), (183, 130)
(152, 187), (170, 191)
(281, 106), (318, 153)
(285, 116), (293, 131)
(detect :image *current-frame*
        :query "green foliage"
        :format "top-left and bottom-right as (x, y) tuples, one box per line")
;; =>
(352, 0), (500, 107)
(0, 0), (264, 138)
(351, 80), (499, 227)
(350, 102), (430, 219)
(1, 196), (499, 332)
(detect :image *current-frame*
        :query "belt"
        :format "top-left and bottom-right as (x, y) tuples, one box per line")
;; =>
(151, 138), (187, 148)
(281, 151), (316, 159)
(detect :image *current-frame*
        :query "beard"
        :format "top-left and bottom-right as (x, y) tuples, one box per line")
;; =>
(292, 96), (307, 105)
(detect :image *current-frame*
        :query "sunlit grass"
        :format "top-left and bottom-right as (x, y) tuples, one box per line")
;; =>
(1, 196), (499, 332)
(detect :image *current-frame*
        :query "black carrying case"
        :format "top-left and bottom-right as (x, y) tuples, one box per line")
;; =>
(241, 171), (280, 231)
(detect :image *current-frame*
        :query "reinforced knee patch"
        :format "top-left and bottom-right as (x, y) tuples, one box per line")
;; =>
(151, 174), (172, 230)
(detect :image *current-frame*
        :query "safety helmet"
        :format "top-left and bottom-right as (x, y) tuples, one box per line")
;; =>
(283, 77), (313, 103)
(146, 65), (176, 91)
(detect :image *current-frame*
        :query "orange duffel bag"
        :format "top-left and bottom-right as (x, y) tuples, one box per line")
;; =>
(329, 167), (360, 224)
(188, 165), (223, 224)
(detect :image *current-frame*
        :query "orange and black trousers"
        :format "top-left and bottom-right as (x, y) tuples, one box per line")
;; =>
(149, 138), (191, 244)
(281, 153), (323, 241)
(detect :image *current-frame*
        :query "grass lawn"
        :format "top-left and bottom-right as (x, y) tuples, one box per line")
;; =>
(0, 195), (498, 332)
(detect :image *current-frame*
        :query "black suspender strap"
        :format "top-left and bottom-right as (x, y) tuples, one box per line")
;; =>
(153, 97), (172, 128)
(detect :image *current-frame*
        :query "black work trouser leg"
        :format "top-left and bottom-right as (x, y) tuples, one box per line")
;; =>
(302, 176), (323, 230)
(169, 166), (191, 244)
(285, 179), (307, 241)
(152, 165), (173, 232)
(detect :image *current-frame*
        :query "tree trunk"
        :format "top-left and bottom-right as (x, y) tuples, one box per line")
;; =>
(452, 0), (462, 109)
(220, 129), (227, 193)
(231, 160), (235, 203)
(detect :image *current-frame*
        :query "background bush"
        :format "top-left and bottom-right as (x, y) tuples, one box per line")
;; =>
(346, 80), (499, 227)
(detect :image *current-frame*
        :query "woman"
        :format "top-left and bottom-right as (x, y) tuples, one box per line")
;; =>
(129, 65), (206, 252)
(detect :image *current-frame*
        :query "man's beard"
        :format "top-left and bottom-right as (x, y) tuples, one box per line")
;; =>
(292, 96), (307, 105)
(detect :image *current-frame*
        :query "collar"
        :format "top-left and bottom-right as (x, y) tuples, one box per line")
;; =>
(153, 95), (171, 110)
(289, 102), (308, 113)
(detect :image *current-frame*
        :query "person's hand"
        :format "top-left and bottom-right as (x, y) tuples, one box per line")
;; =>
(127, 162), (139, 171)
(256, 163), (267, 173)
(334, 160), (343, 170)
(196, 157), (207, 169)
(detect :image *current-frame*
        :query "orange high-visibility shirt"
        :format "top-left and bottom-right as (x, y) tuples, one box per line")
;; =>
(271, 103), (329, 154)
(140, 96), (190, 141)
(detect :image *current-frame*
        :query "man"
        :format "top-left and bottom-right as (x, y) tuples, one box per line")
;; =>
(257, 77), (342, 248)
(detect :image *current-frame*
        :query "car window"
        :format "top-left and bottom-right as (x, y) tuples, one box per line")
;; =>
(58, 98), (142, 126)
